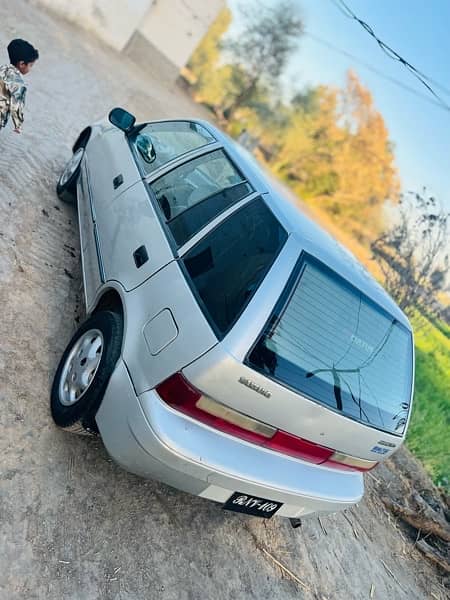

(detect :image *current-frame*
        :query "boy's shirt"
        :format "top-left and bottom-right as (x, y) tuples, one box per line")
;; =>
(0, 64), (26, 131)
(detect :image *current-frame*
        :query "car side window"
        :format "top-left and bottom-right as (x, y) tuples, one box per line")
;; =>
(151, 150), (253, 247)
(130, 121), (215, 176)
(183, 198), (288, 337)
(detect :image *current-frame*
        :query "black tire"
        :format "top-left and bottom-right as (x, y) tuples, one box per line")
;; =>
(56, 147), (85, 204)
(51, 310), (123, 434)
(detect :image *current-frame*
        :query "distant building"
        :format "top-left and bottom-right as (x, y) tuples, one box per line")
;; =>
(37, 0), (225, 81)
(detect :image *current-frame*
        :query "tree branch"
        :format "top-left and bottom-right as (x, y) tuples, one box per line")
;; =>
(416, 539), (450, 573)
(381, 495), (450, 542)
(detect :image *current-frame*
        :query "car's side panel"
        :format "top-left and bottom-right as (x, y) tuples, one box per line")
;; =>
(77, 163), (103, 310)
(120, 260), (218, 395)
(85, 128), (141, 203)
(85, 128), (177, 291)
(95, 179), (174, 291)
(85, 128), (149, 286)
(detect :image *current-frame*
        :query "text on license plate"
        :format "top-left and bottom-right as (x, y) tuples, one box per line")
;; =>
(222, 492), (283, 518)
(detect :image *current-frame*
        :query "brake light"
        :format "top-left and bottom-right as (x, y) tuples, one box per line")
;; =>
(156, 373), (273, 445)
(265, 431), (333, 464)
(156, 372), (200, 408)
(156, 373), (378, 472)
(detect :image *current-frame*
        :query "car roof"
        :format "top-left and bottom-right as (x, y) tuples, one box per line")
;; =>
(108, 115), (410, 330)
(190, 119), (411, 330)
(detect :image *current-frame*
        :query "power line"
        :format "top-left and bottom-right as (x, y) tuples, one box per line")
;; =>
(331, 0), (450, 96)
(330, 0), (450, 99)
(304, 31), (450, 113)
(329, 0), (450, 112)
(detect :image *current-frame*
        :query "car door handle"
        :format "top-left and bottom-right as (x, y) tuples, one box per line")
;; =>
(113, 174), (124, 189)
(133, 245), (149, 268)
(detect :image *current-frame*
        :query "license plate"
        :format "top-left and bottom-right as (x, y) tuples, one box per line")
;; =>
(222, 492), (283, 518)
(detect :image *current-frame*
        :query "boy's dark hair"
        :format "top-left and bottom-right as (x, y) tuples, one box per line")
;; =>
(7, 39), (39, 66)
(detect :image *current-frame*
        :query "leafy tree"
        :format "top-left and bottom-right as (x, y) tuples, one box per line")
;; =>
(221, 1), (303, 120)
(371, 190), (449, 318)
(333, 71), (400, 232)
(189, 17), (399, 242)
(187, 7), (233, 109)
(291, 88), (320, 113)
(272, 86), (342, 197)
(272, 72), (399, 237)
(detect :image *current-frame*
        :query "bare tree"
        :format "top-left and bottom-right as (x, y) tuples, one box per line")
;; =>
(221, 1), (303, 120)
(371, 190), (449, 319)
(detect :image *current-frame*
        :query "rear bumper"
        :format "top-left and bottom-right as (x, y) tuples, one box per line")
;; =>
(96, 360), (364, 518)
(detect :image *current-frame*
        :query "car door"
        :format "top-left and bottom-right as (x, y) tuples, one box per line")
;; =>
(85, 127), (142, 208)
(90, 177), (175, 291)
(93, 148), (254, 293)
(88, 121), (219, 291)
(82, 127), (144, 296)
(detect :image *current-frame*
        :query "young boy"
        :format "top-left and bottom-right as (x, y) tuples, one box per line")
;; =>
(0, 39), (39, 134)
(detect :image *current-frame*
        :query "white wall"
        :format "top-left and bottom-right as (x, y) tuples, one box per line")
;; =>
(37, 0), (225, 71)
(37, 0), (153, 51)
(138, 0), (225, 69)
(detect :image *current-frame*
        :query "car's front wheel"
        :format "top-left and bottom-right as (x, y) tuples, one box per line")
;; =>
(51, 311), (123, 434)
(56, 147), (85, 204)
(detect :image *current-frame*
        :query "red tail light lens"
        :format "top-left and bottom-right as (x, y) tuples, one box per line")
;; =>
(156, 372), (201, 408)
(265, 431), (333, 463)
(156, 373), (378, 472)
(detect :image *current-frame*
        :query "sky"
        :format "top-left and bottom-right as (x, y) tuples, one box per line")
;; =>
(228, 0), (450, 209)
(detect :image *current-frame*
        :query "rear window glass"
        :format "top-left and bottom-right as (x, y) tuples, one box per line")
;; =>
(151, 150), (253, 247)
(130, 121), (215, 176)
(183, 198), (288, 337)
(247, 256), (413, 435)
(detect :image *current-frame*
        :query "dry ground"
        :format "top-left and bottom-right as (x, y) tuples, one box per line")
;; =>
(0, 1), (446, 598)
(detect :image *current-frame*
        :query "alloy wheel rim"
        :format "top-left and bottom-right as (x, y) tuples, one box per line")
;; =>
(59, 329), (104, 406)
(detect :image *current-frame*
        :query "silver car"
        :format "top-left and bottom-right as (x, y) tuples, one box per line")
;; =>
(51, 108), (414, 520)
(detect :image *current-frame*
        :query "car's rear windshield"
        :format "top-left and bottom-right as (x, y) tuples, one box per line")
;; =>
(182, 198), (288, 337)
(247, 255), (413, 435)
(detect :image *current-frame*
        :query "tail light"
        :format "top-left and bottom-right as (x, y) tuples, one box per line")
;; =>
(156, 373), (378, 472)
(156, 373), (273, 445)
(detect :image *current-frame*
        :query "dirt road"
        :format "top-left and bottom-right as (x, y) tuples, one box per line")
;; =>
(0, 2), (443, 599)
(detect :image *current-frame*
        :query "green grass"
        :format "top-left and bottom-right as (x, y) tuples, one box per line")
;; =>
(406, 319), (450, 489)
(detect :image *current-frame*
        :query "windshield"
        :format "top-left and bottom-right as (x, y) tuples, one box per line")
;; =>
(247, 255), (413, 435)
(130, 120), (215, 176)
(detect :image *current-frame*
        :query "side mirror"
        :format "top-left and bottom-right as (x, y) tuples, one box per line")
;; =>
(108, 107), (136, 134)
